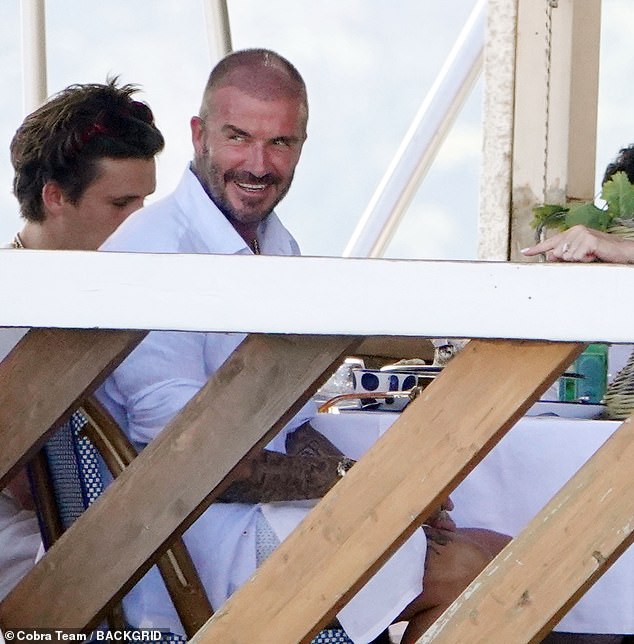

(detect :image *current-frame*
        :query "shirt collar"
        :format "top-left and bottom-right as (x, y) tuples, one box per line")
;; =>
(182, 166), (295, 256)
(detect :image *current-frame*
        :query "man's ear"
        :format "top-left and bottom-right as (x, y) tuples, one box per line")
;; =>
(191, 116), (205, 156)
(41, 181), (67, 216)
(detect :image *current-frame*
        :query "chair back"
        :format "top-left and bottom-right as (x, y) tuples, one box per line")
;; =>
(28, 399), (212, 638)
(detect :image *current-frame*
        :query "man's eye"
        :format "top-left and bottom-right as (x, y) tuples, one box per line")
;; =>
(273, 139), (290, 147)
(229, 134), (245, 142)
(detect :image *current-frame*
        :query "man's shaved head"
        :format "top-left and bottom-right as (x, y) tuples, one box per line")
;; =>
(199, 48), (308, 129)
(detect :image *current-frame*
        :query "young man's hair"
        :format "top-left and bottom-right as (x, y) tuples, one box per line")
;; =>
(11, 77), (165, 222)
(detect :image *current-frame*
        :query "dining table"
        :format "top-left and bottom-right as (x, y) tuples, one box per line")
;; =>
(311, 404), (634, 635)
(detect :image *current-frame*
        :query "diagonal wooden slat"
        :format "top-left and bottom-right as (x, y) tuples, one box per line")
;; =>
(0, 328), (145, 487)
(192, 339), (582, 644)
(0, 333), (360, 630)
(80, 396), (213, 637)
(418, 417), (634, 644)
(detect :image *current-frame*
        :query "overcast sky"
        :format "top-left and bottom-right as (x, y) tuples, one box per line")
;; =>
(0, 1), (632, 259)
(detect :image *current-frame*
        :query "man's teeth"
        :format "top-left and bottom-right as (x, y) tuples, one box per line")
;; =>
(237, 182), (266, 191)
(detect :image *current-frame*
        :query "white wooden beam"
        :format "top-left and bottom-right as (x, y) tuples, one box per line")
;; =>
(510, 0), (601, 260)
(478, 0), (517, 261)
(0, 250), (630, 343)
(547, 0), (601, 204)
(479, 1), (602, 261)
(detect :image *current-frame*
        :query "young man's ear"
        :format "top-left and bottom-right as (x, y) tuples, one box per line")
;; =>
(41, 181), (67, 216)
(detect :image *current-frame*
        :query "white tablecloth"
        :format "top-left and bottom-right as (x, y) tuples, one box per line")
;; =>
(312, 410), (634, 635)
(451, 414), (633, 635)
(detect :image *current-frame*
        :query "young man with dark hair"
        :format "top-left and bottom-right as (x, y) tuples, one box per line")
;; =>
(1, 77), (164, 600)
(10, 77), (164, 250)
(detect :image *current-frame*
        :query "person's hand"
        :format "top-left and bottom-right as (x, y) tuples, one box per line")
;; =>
(425, 496), (456, 532)
(522, 224), (634, 264)
(285, 422), (344, 459)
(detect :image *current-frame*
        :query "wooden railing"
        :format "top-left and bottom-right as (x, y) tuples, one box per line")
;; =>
(0, 251), (632, 643)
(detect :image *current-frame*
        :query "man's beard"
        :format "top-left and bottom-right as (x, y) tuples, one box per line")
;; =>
(194, 152), (293, 226)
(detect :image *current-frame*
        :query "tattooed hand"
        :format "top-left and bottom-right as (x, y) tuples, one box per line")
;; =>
(218, 449), (343, 503)
(424, 496), (456, 532)
(218, 424), (351, 504)
(285, 422), (345, 459)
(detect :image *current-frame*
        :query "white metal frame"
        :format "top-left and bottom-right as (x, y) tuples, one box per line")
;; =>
(343, 0), (486, 258)
(202, 0), (232, 61)
(20, 0), (47, 113)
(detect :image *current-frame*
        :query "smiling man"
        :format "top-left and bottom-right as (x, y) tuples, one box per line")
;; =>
(190, 51), (307, 250)
(97, 49), (502, 643)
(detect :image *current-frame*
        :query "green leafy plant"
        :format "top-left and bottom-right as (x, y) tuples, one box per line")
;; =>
(531, 171), (634, 233)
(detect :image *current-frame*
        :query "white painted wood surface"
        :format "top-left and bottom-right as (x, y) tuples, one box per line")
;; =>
(480, 0), (601, 262)
(478, 0), (516, 261)
(0, 250), (630, 342)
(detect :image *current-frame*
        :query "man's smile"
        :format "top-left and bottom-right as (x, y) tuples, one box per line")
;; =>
(235, 180), (268, 192)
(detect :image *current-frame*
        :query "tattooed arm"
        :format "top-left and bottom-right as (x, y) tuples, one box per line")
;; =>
(285, 422), (345, 459)
(218, 450), (342, 503)
(218, 422), (354, 504)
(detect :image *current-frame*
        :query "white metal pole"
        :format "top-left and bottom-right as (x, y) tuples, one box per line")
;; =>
(203, 0), (233, 62)
(20, 0), (48, 114)
(343, 0), (486, 258)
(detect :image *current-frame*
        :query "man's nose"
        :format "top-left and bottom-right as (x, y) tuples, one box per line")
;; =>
(246, 142), (268, 175)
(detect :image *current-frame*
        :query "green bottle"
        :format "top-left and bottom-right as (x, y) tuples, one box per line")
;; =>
(559, 343), (608, 403)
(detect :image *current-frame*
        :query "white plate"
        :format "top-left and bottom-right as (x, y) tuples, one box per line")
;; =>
(379, 364), (442, 374)
(526, 401), (606, 419)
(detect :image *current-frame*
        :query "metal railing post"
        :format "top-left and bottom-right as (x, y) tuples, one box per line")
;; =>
(20, 0), (48, 114)
(202, 0), (232, 62)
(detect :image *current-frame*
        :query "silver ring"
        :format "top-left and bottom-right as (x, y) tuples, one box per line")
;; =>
(562, 242), (570, 254)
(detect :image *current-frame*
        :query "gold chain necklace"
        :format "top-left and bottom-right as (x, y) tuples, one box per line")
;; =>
(252, 238), (260, 255)
(11, 233), (25, 249)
